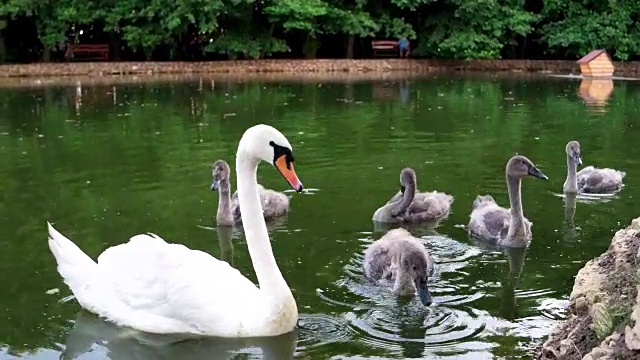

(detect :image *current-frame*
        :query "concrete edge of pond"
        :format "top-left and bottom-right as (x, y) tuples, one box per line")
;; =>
(0, 69), (584, 89)
(2, 59), (640, 85)
(535, 217), (640, 360)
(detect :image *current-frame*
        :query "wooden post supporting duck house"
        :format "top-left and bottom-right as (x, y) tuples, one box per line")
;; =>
(577, 49), (615, 78)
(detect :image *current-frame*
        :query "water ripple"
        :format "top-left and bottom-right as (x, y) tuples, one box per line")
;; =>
(316, 230), (493, 356)
(296, 313), (356, 350)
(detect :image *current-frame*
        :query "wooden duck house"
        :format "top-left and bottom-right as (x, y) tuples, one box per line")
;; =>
(577, 49), (614, 78)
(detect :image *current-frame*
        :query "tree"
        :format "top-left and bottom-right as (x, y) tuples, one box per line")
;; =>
(323, 1), (379, 58)
(541, 0), (640, 60)
(414, 0), (538, 59)
(264, 0), (328, 58)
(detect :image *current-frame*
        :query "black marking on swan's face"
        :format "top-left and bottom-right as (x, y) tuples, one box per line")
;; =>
(269, 141), (303, 192)
(269, 141), (294, 169)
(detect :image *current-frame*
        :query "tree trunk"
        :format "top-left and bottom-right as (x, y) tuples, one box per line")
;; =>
(346, 34), (355, 59)
(109, 31), (121, 61)
(0, 31), (5, 63)
(303, 35), (319, 59)
(42, 44), (51, 62)
(144, 47), (153, 61)
(259, 23), (276, 59)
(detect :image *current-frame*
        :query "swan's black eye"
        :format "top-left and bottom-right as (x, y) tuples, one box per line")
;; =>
(412, 265), (417, 271)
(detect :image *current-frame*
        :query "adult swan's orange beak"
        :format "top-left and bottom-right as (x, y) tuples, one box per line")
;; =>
(275, 154), (303, 192)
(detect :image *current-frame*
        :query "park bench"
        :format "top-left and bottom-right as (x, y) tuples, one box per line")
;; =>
(65, 44), (110, 62)
(371, 40), (398, 57)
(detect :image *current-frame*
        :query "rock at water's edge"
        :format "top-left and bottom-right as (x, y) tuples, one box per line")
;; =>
(537, 217), (640, 360)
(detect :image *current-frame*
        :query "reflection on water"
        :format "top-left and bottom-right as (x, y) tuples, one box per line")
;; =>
(578, 79), (614, 111)
(60, 310), (361, 360)
(295, 313), (356, 353)
(62, 310), (298, 360)
(1, 74), (640, 359)
(215, 226), (235, 265)
(563, 193), (578, 242)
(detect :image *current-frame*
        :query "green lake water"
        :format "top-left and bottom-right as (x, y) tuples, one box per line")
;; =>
(1, 74), (639, 360)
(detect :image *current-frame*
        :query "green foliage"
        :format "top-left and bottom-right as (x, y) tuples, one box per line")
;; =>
(264, 0), (328, 35)
(415, 0), (539, 59)
(378, 14), (416, 39)
(109, 0), (224, 58)
(2, 0), (640, 60)
(206, 30), (289, 59)
(324, 6), (379, 37)
(541, 0), (640, 60)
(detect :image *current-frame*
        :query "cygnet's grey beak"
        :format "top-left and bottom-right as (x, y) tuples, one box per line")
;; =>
(415, 277), (432, 306)
(528, 166), (549, 181)
(573, 153), (583, 166)
(211, 179), (220, 191)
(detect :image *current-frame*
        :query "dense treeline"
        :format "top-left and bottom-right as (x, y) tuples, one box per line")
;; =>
(0, 0), (639, 63)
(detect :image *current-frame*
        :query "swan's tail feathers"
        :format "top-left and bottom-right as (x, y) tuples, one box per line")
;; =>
(47, 222), (98, 290)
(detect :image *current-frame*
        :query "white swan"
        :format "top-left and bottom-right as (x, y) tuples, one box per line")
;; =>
(47, 124), (304, 338)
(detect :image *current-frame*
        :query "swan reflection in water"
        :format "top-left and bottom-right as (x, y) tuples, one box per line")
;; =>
(215, 225), (235, 265)
(61, 310), (298, 360)
(468, 238), (527, 321)
(563, 193), (578, 242)
(555, 191), (602, 243)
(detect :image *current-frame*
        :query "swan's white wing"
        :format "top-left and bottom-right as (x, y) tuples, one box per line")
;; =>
(95, 233), (260, 334)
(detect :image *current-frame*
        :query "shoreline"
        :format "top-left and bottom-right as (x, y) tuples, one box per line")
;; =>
(1, 58), (638, 88)
(0, 70), (588, 89)
(0, 58), (638, 78)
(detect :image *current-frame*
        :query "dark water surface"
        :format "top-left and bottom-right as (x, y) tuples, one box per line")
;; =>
(1, 75), (639, 359)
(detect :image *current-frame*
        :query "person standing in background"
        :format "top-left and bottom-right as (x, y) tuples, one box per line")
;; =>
(398, 36), (410, 58)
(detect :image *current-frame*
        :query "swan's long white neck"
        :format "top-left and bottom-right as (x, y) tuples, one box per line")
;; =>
(236, 148), (289, 295)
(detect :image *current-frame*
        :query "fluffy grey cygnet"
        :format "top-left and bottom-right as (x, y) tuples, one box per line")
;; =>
(363, 228), (435, 306)
(211, 159), (290, 226)
(372, 167), (453, 225)
(563, 140), (625, 194)
(468, 155), (548, 248)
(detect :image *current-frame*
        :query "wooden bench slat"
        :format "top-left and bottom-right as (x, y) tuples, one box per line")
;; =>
(371, 39), (400, 58)
(66, 44), (110, 62)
